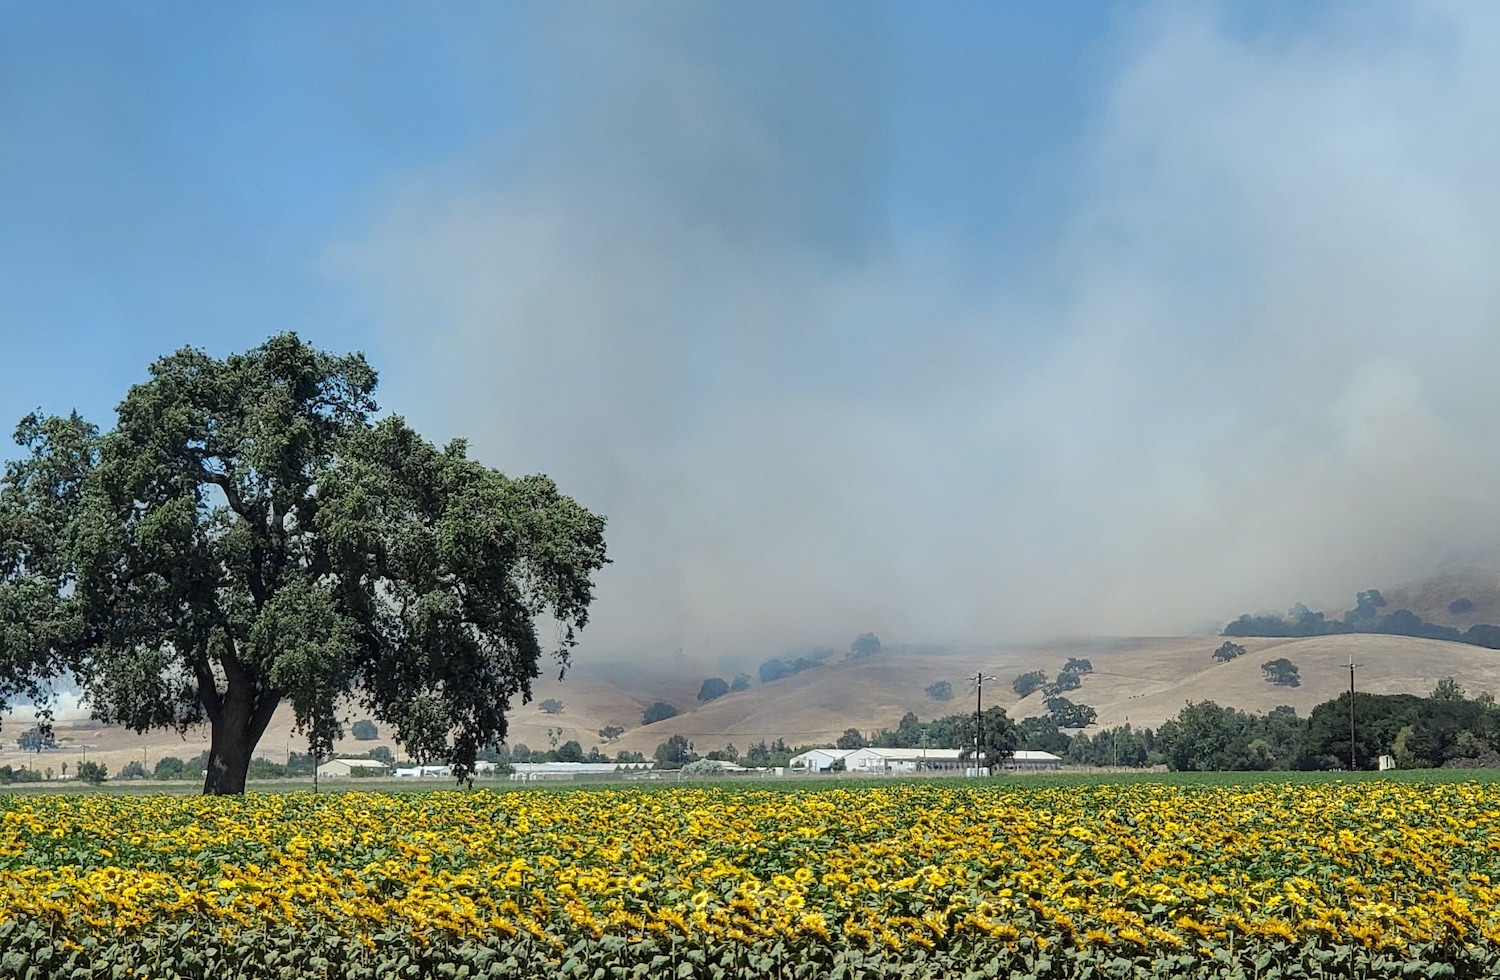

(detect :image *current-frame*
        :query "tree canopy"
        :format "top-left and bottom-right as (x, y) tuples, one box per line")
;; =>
(1261, 658), (1301, 687)
(836, 727), (866, 749)
(0, 334), (608, 794)
(1212, 641), (1245, 662)
(924, 680), (953, 701)
(1044, 695), (1097, 729)
(1012, 670), (1048, 698)
(696, 677), (730, 702)
(848, 632), (881, 659)
(956, 705), (1019, 770)
(642, 701), (678, 725)
(1224, 590), (1500, 649)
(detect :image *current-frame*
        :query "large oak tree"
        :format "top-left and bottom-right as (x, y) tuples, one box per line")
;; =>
(0, 334), (607, 793)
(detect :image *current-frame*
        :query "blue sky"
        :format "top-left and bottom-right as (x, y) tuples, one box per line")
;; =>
(0, 1), (1144, 415)
(4, 2), (1499, 658)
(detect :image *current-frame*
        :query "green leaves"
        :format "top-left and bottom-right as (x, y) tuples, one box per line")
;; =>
(0, 333), (607, 792)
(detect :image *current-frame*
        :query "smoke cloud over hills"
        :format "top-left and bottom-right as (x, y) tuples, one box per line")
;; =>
(332, 3), (1500, 665)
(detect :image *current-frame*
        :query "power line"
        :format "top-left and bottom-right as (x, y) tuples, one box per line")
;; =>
(967, 671), (998, 775)
(1348, 653), (1359, 772)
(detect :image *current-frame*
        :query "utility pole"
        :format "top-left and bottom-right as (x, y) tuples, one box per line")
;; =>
(1348, 654), (1358, 772)
(968, 672), (997, 776)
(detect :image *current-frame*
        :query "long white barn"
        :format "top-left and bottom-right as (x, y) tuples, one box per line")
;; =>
(788, 746), (1064, 774)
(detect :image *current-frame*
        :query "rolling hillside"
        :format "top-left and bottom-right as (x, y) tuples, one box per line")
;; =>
(605, 632), (1500, 755)
(6, 631), (1500, 776)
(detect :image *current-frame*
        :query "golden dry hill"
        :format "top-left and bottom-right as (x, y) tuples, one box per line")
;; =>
(9, 632), (1500, 774)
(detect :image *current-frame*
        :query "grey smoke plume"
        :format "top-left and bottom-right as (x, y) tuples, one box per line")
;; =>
(331, 2), (1500, 663)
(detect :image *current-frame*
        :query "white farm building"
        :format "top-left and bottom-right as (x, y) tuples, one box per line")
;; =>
(509, 762), (653, 782)
(316, 758), (392, 779)
(787, 748), (854, 772)
(1004, 750), (1063, 771)
(788, 746), (1065, 775)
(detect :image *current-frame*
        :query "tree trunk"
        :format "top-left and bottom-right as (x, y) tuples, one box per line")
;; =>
(203, 717), (253, 795)
(202, 683), (281, 796)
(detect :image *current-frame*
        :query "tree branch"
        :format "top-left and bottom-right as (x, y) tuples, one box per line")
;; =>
(193, 655), (223, 724)
(247, 688), (283, 746)
(203, 470), (251, 521)
(220, 634), (256, 690)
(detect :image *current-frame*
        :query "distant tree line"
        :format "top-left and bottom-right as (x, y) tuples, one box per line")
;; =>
(1080, 678), (1500, 771)
(751, 675), (1500, 774)
(1225, 590), (1500, 649)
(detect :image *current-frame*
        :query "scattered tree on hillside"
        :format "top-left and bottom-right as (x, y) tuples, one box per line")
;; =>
(0, 334), (608, 794)
(1063, 658), (1094, 674)
(642, 701), (679, 725)
(730, 673), (752, 692)
(848, 632), (882, 660)
(836, 728), (866, 750)
(697, 677), (730, 702)
(1261, 658), (1301, 687)
(1213, 641), (1246, 663)
(758, 650), (833, 683)
(351, 719), (379, 740)
(1013, 671), (1049, 698)
(1045, 696), (1098, 729)
(758, 658), (792, 683)
(925, 680), (954, 701)
(1450, 598), (1476, 615)
(1047, 671), (1081, 695)
(598, 725), (624, 742)
(539, 699), (565, 715)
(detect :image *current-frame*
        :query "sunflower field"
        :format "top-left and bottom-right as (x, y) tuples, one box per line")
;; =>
(2, 779), (1499, 978)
